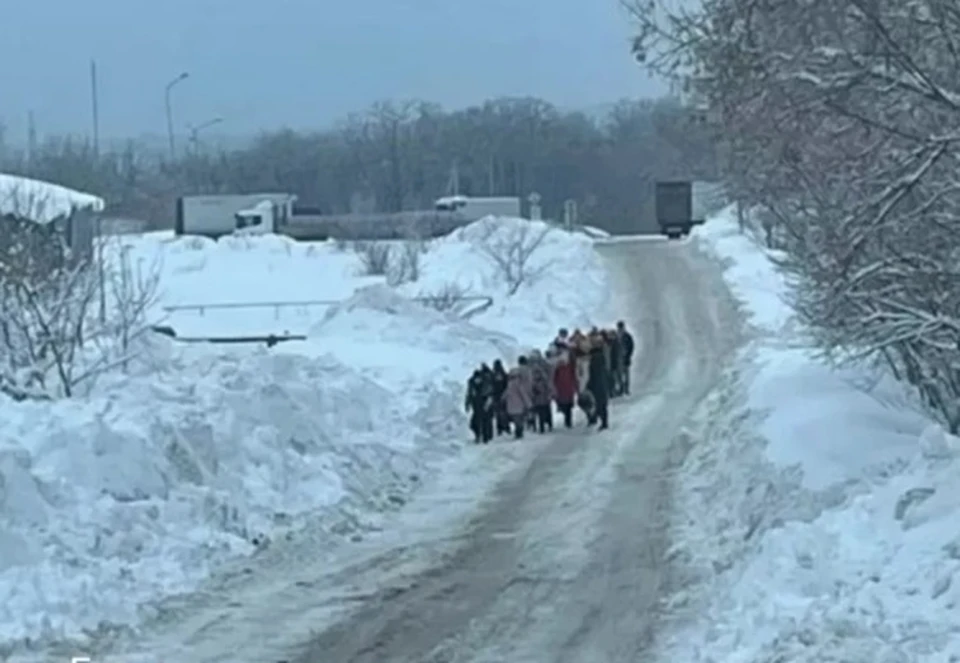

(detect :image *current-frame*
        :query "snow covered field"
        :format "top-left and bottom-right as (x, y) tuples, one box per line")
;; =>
(0, 217), (612, 653)
(657, 210), (960, 662)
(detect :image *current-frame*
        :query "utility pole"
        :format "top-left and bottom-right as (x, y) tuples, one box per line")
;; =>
(90, 60), (100, 157)
(26, 110), (36, 169)
(188, 117), (223, 153)
(164, 71), (189, 160)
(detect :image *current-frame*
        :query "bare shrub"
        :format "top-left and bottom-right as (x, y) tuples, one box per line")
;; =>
(354, 241), (392, 275)
(388, 241), (422, 285)
(478, 220), (552, 295)
(417, 282), (469, 312)
(98, 238), (163, 371)
(331, 225), (353, 252)
(400, 217), (429, 254)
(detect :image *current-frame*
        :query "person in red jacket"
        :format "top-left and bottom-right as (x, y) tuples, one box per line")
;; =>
(552, 350), (579, 428)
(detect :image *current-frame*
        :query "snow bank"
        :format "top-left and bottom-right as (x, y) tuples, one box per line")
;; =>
(0, 173), (104, 223)
(406, 217), (609, 347)
(0, 217), (611, 651)
(656, 208), (960, 662)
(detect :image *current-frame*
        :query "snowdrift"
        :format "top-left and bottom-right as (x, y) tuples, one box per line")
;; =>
(0, 217), (613, 650)
(656, 208), (960, 662)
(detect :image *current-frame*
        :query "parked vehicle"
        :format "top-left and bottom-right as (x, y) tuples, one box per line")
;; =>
(655, 180), (724, 239)
(175, 193), (523, 241)
(175, 193), (295, 238)
(434, 195), (521, 220)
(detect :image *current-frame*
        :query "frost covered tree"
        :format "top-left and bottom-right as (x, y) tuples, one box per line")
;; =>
(0, 215), (160, 399)
(627, 0), (960, 430)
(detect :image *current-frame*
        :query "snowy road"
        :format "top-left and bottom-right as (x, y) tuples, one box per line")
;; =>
(93, 237), (738, 663)
(286, 238), (740, 663)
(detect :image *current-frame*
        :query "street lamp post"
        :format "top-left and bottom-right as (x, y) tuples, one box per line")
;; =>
(164, 72), (189, 160)
(188, 117), (223, 153)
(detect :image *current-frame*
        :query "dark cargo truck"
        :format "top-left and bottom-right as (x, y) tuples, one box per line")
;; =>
(656, 181), (693, 239)
(655, 180), (724, 238)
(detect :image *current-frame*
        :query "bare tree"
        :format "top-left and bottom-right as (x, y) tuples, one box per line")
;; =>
(0, 214), (162, 399)
(627, 0), (960, 430)
(477, 219), (553, 295)
(0, 231), (98, 398)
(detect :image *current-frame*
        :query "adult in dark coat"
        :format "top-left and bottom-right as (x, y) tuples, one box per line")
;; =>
(616, 320), (635, 395)
(607, 329), (624, 397)
(490, 359), (510, 435)
(587, 344), (610, 430)
(464, 367), (495, 443)
(478, 363), (496, 442)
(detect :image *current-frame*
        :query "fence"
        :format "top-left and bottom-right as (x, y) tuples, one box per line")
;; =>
(163, 295), (492, 319)
(155, 294), (494, 346)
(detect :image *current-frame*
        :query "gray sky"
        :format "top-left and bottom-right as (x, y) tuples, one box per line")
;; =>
(2, 0), (664, 141)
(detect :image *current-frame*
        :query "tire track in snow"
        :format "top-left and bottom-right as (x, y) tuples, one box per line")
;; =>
(283, 238), (741, 663)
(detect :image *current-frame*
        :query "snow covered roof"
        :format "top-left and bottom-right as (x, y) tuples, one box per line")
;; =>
(0, 173), (105, 224)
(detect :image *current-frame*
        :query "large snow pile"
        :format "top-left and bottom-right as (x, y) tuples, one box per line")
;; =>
(0, 173), (104, 223)
(656, 209), (960, 662)
(0, 217), (613, 651)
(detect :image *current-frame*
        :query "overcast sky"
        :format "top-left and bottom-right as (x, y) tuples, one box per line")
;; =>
(1, 0), (665, 141)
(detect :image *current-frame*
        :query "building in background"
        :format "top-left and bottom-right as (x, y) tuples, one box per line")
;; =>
(0, 173), (105, 260)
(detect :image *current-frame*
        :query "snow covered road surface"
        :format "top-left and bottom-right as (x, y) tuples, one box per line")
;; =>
(255, 238), (738, 663)
(60, 236), (741, 663)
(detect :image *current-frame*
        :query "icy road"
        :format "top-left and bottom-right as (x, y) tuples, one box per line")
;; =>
(106, 237), (739, 663)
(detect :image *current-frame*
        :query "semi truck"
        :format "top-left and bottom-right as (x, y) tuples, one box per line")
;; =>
(174, 193), (524, 241)
(655, 180), (725, 238)
(174, 193), (295, 238)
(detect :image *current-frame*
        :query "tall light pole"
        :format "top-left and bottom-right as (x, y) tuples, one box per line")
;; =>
(90, 60), (100, 157)
(188, 117), (223, 153)
(164, 71), (189, 160)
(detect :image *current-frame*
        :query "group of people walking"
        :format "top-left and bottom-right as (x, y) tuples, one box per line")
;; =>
(464, 321), (635, 443)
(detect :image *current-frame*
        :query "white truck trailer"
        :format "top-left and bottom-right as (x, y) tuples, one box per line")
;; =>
(434, 195), (521, 220)
(174, 193), (522, 241)
(174, 193), (296, 238)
